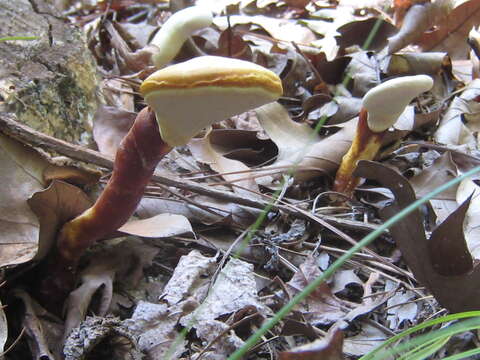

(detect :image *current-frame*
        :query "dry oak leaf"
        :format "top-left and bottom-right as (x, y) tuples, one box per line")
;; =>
(388, 0), (452, 54)
(356, 160), (480, 312)
(279, 328), (344, 360)
(0, 134), (54, 267)
(417, 0), (480, 59)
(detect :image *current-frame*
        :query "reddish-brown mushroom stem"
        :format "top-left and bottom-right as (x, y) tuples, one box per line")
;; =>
(39, 107), (171, 307)
(333, 108), (384, 195)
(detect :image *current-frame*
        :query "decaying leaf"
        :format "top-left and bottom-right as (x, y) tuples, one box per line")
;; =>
(93, 105), (137, 157)
(343, 323), (387, 356)
(118, 213), (193, 238)
(124, 250), (217, 359)
(161, 250), (216, 305)
(11, 289), (59, 359)
(28, 180), (92, 261)
(456, 178), (480, 259)
(64, 240), (160, 340)
(418, 0), (480, 59)
(125, 301), (186, 359)
(194, 320), (245, 359)
(64, 316), (141, 360)
(388, 1), (452, 54)
(385, 280), (418, 330)
(285, 256), (348, 325)
(0, 134), (49, 267)
(279, 327), (344, 360)
(189, 133), (260, 198)
(181, 257), (270, 326)
(435, 79), (480, 149)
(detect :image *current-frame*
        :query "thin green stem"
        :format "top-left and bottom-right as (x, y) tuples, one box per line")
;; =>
(361, 311), (480, 359)
(0, 36), (38, 42)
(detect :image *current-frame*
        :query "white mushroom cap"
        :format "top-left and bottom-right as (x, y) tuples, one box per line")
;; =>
(363, 75), (433, 132)
(150, 6), (213, 69)
(140, 56), (283, 146)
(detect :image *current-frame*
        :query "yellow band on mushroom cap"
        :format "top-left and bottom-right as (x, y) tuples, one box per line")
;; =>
(140, 56), (283, 96)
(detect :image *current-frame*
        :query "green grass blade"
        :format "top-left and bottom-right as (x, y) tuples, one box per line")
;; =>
(442, 347), (480, 360)
(0, 36), (38, 42)
(397, 335), (450, 360)
(370, 316), (480, 359)
(361, 311), (480, 360)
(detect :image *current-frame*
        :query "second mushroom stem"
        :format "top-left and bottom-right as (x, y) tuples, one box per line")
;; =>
(333, 108), (384, 196)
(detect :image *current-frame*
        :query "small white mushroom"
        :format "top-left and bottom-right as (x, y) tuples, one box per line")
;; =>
(150, 6), (213, 69)
(363, 75), (433, 132)
(334, 75), (433, 195)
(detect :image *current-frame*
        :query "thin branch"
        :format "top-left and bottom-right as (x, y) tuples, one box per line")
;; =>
(0, 112), (380, 234)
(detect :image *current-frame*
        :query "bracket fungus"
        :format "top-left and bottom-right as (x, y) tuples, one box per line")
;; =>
(42, 55), (283, 307)
(333, 75), (433, 196)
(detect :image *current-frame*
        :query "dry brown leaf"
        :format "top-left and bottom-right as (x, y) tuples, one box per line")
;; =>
(118, 213), (193, 238)
(213, 15), (317, 45)
(302, 7), (357, 60)
(385, 51), (446, 74)
(138, 196), (256, 227)
(255, 102), (340, 184)
(279, 328), (344, 360)
(429, 195), (473, 276)
(42, 163), (100, 187)
(409, 152), (458, 200)
(0, 134), (49, 267)
(388, 0), (452, 54)
(331, 269), (363, 294)
(28, 180), (92, 261)
(125, 301), (186, 359)
(418, 0), (480, 59)
(285, 256), (348, 325)
(189, 133), (260, 198)
(343, 323), (387, 356)
(409, 152), (459, 223)
(434, 79), (480, 149)
(101, 79), (135, 111)
(385, 280), (418, 329)
(181, 257), (271, 326)
(208, 129), (277, 166)
(93, 105), (136, 157)
(456, 178), (480, 259)
(336, 18), (398, 52)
